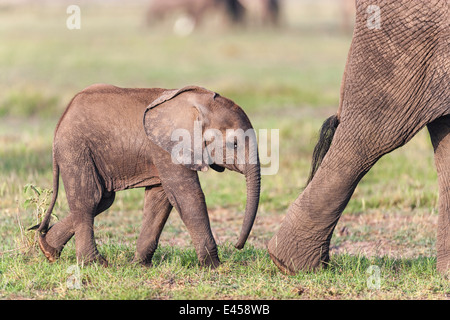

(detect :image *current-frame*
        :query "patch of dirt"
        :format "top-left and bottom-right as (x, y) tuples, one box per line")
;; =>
(112, 206), (438, 261)
(157, 207), (282, 249)
(330, 209), (438, 258)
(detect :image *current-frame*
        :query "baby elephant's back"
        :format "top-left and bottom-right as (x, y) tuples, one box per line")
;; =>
(54, 84), (164, 191)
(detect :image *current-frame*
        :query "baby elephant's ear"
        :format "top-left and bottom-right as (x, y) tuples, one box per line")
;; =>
(143, 86), (211, 172)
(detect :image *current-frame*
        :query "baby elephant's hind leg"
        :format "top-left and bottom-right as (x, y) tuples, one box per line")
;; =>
(39, 191), (115, 264)
(57, 165), (108, 266)
(134, 186), (173, 266)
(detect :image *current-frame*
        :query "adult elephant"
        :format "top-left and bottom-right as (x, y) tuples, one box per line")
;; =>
(268, 0), (449, 274)
(33, 84), (261, 268)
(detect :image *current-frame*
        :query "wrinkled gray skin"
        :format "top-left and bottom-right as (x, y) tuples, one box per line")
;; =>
(35, 84), (260, 268)
(268, 0), (450, 274)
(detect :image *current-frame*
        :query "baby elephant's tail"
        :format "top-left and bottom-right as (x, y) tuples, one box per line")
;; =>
(28, 156), (59, 234)
(306, 114), (340, 186)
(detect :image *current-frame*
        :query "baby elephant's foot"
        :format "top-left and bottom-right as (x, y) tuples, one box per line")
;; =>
(132, 254), (153, 267)
(199, 255), (221, 269)
(92, 255), (109, 267)
(88, 255), (109, 267)
(38, 234), (61, 263)
(77, 252), (109, 267)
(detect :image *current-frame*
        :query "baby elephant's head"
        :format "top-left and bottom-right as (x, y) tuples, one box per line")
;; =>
(144, 86), (261, 250)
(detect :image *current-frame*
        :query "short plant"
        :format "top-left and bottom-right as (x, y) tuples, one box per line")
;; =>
(19, 184), (55, 254)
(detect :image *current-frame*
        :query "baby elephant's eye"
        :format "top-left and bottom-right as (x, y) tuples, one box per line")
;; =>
(234, 142), (238, 149)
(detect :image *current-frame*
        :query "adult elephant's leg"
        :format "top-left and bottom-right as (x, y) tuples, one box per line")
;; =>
(135, 185), (173, 266)
(428, 115), (450, 273)
(268, 122), (384, 274)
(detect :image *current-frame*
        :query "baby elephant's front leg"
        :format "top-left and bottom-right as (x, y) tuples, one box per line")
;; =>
(164, 177), (220, 268)
(134, 185), (173, 266)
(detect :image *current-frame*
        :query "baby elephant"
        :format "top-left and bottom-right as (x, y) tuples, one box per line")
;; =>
(33, 84), (261, 268)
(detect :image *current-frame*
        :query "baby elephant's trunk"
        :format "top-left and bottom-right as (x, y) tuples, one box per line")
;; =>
(235, 162), (261, 249)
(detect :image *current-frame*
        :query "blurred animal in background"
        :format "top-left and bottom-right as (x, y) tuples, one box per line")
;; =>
(238, 0), (280, 27)
(146, 0), (282, 35)
(146, 0), (214, 34)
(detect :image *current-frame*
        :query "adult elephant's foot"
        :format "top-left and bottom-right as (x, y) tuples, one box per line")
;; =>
(38, 234), (61, 263)
(437, 252), (450, 276)
(267, 212), (333, 274)
(267, 231), (329, 274)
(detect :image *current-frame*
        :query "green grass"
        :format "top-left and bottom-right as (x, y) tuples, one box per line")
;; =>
(0, 1), (448, 300)
(1, 245), (448, 300)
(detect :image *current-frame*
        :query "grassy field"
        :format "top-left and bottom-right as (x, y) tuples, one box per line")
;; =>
(0, 1), (448, 300)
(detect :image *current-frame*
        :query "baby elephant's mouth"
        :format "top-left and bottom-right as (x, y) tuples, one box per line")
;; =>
(210, 163), (225, 172)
